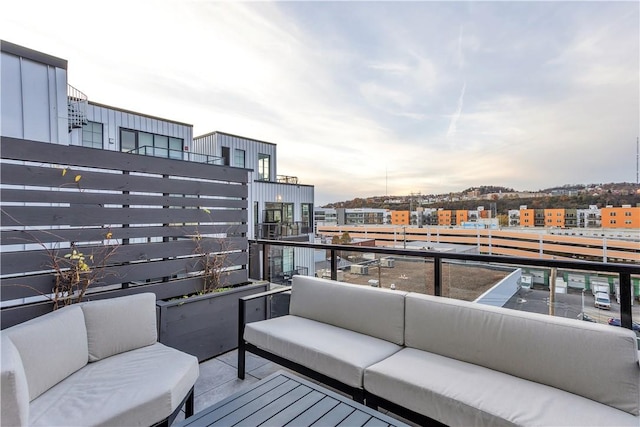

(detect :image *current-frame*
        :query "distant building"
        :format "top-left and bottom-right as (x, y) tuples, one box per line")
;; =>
(391, 210), (410, 225)
(601, 205), (640, 229)
(313, 207), (388, 231)
(577, 205), (601, 228)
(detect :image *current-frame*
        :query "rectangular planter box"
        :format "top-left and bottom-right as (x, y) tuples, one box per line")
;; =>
(156, 282), (269, 362)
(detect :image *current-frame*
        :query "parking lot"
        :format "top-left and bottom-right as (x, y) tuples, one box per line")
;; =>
(506, 286), (640, 334)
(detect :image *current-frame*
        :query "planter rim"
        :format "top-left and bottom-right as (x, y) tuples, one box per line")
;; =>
(156, 282), (268, 307)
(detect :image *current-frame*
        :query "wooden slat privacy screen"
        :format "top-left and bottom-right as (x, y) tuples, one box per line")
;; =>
(1, 137), (249, 328)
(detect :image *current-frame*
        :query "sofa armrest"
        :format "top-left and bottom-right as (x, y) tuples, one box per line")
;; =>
(1, 336), (29, 426)
(240, 286), (292, 303)
(238, 286), (292, 329)
(237, 286), (291, 380)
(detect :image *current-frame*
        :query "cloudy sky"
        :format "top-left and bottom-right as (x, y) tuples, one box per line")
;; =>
(2, 1), (638, 205)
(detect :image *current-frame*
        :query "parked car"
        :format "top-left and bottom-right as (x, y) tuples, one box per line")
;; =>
(594, 292), (611, 310)
(607, 318), (640, 331)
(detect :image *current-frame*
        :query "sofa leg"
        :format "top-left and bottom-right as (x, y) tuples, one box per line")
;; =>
(353, 389), (365, 404)
(185, 387), (195, 417)
(238, 340), (246, 380)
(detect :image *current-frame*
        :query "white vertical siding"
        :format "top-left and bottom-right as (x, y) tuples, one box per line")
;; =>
(0, 51), (67, 144)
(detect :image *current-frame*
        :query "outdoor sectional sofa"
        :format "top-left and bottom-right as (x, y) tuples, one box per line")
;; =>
(239, 275), (640, 426)
(1, 293), (199, 427)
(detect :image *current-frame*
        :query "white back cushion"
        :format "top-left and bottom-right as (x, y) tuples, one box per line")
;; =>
(4, 305), (88, 401)
(290, 276), (407, 345)
(81, 293), (158, 362)
(405, 293), (640, 416)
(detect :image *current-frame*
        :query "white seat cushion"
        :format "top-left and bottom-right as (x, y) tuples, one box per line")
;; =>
(245, 315), (402, 388)
(365, 348), (639, 427)
(29, 343), (199, 427)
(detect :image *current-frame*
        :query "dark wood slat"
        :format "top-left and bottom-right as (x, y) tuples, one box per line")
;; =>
(180, 375), (290, 426)
(1, 137), (249, 183)
(1, 206), (246, 227)
(289, 396), (341, 427)
(338, 410), (373, 426)
(0, 260), (247, 301)
(362, 418), (391, 427)
(209, 381), (301, 426)
(1, 224), (247, 246)
(0, 162), (247, 198)
(310, 403), (355, 426)
(0, 301), (54, 329)
(262, 390), (325, 426)
(239, 384), (313, 426)
(0, 188), (247, 209)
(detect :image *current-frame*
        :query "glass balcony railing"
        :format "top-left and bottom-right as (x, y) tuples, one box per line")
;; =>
(249, 239), (640, 333)
(256, 222), (312, 239)
(126, 146), (224, 164)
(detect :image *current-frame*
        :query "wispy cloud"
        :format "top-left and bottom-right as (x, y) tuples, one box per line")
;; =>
(447, 81), (467, 139)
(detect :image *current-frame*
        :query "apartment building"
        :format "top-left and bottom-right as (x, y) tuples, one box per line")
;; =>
(519, 205), (635, 230)
(601, 205), (640, 229)
(437, 209), (452, 226)
(577, 205), (602, 228)
(391, 210), (410, 225)
(544, 208), (565, 228)
(313, 207), (387, 231)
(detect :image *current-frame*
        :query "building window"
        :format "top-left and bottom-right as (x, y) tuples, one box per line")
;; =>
(625, 212), (632, 217)
(221, 147), (231, 166)
(283, 203), (294, 224)
(120, 128), (183, 159)
(121, 129), (136, 152)
(302, 204), (312, 230)
(82, 121), (103, 148)
(258, 154), (270, 181)
(234, 149), (245, 168)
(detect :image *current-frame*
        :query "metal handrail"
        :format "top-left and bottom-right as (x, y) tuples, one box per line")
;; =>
(250, 239), (640, 330)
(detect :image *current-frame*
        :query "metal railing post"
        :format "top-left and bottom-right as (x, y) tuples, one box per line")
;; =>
(620, 272), (633, 329)
(237, 297), (246, 379)
(434, 256), (442, 296)
(331, 249), (338, 281)
(262, 243), (270, 281)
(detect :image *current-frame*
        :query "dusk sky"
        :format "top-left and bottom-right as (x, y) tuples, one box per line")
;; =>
(2, 1), (638, 205)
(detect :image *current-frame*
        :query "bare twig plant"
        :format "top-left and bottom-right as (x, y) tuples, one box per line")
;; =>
(191, 231), (234, 294)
